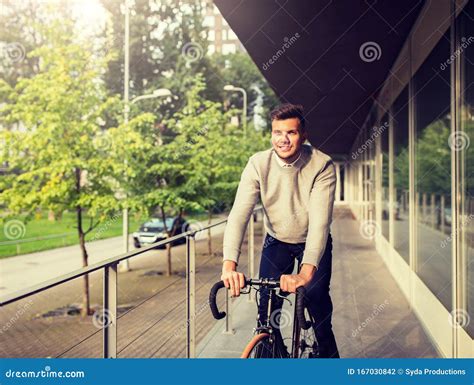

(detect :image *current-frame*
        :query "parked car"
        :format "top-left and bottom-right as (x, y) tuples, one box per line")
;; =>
(133, 216), (189, 249)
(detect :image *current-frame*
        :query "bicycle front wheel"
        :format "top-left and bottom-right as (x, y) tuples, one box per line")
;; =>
(293, 308), (319, 358)
(240, 333), (288, 358)
(241, 333), (288, 358)
(241, 333), (271, 358)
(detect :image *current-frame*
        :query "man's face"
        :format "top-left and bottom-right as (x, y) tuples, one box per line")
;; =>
(271, 118), (306, 161)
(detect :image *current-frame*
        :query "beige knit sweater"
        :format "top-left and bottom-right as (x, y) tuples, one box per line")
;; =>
(223, 144), (336, 268)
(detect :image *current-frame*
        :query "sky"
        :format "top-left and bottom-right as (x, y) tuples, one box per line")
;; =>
(17, 0), (110, 37)
(70, 0), (108, 35)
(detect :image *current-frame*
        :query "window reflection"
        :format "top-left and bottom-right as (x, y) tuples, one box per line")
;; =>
(414, 29), (452, 310)
(381, 114), (390, 239)
(459, 0), (474, 338)
(392, 88), (410, 262)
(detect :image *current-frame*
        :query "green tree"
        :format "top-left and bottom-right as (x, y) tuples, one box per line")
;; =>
(100, 0), (217, 106)
(416, 119), (451, 195)
(0, 22), (122, 316)
(212, 52), (279, 128)
(163, 75), (269, 256)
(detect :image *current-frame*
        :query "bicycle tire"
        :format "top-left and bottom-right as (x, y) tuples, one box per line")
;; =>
(241, 333), (271, 358)
(294, 308), (319, 358)
(241, 332), (289, 358)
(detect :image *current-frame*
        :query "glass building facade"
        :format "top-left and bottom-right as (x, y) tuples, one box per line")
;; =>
(345, 0), (473, 357)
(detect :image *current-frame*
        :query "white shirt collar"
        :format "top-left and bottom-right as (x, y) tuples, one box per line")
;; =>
(274, 151), (302, 168)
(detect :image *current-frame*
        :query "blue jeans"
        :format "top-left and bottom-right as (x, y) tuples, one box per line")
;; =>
(257, 233), (340, 358)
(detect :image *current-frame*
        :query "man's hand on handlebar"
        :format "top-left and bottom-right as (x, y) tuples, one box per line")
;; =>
(280, 263), (316, 293)
(221, 260), (245, 297)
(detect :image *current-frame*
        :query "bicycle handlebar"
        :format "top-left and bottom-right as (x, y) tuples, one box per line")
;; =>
(209, 278), (279, 320)
(296, 286), (311, 330)
(209, 279), (312, 331)
(209, 281), (226, 319)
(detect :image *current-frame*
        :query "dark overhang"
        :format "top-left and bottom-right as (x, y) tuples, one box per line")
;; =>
(214, 0), (425, 155)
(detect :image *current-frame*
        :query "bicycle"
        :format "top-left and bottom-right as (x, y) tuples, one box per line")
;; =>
(209, 278), (319, 358)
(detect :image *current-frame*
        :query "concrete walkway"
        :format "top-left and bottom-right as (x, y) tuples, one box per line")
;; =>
(0, 206), (439, 358)
(198, 206), (439, 358)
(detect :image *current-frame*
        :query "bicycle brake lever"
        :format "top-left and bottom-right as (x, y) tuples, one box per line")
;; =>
(275, 292), (292, 306)
(240, 287), (251, 295)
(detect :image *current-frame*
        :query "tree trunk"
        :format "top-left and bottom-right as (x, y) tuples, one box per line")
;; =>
(75, 167), (90, 317)
(207, 209), (212, 257)
(79, 232), (91, 317)
(160, 206), (173, 276)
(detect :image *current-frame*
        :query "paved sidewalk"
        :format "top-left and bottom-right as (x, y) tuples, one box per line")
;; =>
(198, 206), (439, 358)
(0, 216), (226, 295)
(0, 206), (439, 358)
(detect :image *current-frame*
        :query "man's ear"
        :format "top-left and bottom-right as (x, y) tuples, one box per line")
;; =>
(301, 128), (307, 141)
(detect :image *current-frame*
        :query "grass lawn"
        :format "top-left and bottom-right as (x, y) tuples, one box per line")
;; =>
(0, 210), (210, 259)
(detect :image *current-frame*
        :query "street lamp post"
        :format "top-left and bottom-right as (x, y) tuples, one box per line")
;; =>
(120, 88), (172, 272)
(122, 1), (130, 272)
(223, 85), (247, 134)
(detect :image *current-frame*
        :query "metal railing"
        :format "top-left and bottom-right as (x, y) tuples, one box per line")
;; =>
(0, 207), (262, 358)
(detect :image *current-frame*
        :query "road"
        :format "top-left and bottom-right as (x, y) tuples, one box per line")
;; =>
(0, 217), (226, 297)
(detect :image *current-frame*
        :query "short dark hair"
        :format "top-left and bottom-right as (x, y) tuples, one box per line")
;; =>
(270, 103), (305, 130)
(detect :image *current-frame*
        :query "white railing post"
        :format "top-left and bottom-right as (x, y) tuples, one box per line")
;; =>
(247, 215), (255, 302)
(103, 263), (118, 358)
(186, 234), (196, 358)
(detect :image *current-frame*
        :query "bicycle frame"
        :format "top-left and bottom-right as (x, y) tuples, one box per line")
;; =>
(253, 286), (289, 358)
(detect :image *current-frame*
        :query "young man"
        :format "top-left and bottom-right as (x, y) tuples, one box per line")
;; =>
(221, 103), (339, 358)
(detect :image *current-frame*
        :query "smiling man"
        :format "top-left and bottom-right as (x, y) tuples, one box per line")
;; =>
(221, 103), (339, 358)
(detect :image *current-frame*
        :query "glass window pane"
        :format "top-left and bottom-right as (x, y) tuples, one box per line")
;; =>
(414, 29), (452, 310)
(381, 114), (390, 239)
(369, 126), (376, 223)
(459, 0), (474, 338)
(392, 88), (410, 262)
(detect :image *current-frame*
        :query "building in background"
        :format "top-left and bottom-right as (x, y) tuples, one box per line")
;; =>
(204, 1), (244, 55)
